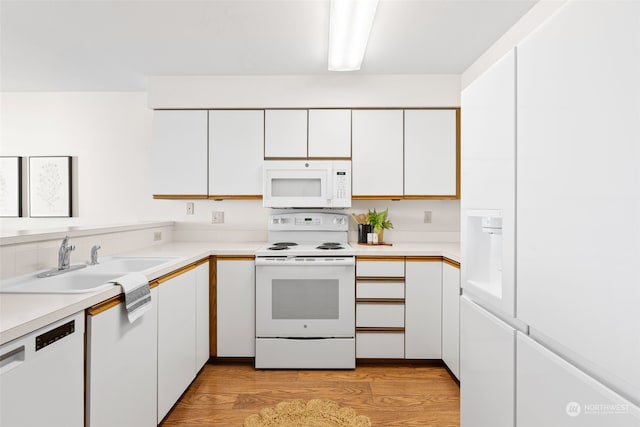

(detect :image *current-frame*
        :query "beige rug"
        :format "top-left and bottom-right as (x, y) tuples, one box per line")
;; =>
(243, 399), (372, 427)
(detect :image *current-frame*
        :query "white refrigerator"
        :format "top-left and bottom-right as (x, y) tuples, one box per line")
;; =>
(460, 1), (640, 426)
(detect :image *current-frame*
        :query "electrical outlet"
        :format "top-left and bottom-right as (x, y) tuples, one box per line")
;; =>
(186, 202), (194, 215)
(153, 231), (162, 241)
(423, 211), (432, 224)
(212, 211), (224, 224)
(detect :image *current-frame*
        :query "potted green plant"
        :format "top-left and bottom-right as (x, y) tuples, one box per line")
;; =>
(366, 208), (394, 243)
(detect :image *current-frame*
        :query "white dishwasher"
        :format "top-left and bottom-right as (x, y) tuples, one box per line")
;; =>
(0, 311), (84, 427)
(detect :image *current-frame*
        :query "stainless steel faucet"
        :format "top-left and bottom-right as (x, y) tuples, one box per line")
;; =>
(89, 245), (101, 265)
(58, 236), (75, 270)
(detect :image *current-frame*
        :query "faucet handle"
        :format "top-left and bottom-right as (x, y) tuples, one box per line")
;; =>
(90, 245), (101, 265)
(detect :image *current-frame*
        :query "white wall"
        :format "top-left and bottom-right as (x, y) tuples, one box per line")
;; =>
(148, 75), (461, 108)
(0, 92), (163, 232)
(1, 75), (461, 242)
(461, 0), (566, 90)
(169, 199), (460, 243)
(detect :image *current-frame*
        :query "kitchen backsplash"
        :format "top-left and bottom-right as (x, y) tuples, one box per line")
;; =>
(0, 223), (173, 279)
(169, 199), (460, 243)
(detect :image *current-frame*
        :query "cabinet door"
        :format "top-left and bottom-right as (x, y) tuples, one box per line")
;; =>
(264, 109), (308, 158)
(308, 109), (351, 158)
(517, 333), (640, 427)
(352, 110), (403, 197)
(157, 269), (197, 421)
(86, 289), (158, 427)
(216, 258), (255, 357)
(195, 262), (210, 371)
(460, 297), (515, 427)
(405, 259), (442, 359)
(209, 110), (263, 197)
(442, 262), (460, 379)
(404, 109), (458, 197)
(152, 110), (208, 196)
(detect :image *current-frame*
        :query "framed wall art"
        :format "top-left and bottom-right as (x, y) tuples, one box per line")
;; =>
(0, 156), (22, 217)
(29, 156), (72, 217)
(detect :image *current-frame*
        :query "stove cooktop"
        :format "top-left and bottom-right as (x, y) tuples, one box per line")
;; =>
(256, 241), (355, 257)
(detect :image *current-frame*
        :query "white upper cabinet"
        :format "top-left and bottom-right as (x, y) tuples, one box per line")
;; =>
(209, 110), (264, 197)
(264, 109), (308, 158)
(308, 109), (351, 158)
(152, 110), (208, 196)
(352, 109), (404, 197)
(404, 109), (458, 197)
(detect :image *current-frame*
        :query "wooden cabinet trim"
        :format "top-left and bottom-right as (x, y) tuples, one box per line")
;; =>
(89, 257), (211, 315)
(356, 298), (405, 304)
(216, 255), (256, 261)
(351, 195), (404, 200)
(443, 258), (461, 268)
(356, 327), (405, 333)
(357, 256), (405, 262)
(209, 255), (217, 357)
(152, 257), (210, 286)
(356, 277), (405, 283)
(87, 295), (123, 316)
(153, 194), (208, 200)
(455, 108), (461, 199)
(207, 195), (262, 200)
(406, 256), (442, 262)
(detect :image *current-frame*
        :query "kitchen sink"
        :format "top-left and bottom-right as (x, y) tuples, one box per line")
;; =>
(0, 256), (179, 294)
(0, 272), (118, 294)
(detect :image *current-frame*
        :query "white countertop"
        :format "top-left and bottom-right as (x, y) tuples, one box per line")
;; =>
(0, 240), (458, 345)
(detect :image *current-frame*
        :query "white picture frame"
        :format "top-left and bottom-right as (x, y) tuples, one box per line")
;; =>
(29, 156), (72, 217)
(0, 156), (22, 217)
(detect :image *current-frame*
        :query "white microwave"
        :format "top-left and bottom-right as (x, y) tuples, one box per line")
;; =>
(263, 160), (351, 208)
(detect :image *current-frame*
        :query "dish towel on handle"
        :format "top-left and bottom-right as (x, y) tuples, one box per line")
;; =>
(109, 272), (152, 323)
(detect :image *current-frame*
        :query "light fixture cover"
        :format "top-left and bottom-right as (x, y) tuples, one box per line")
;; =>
(328, 0), (379, 71)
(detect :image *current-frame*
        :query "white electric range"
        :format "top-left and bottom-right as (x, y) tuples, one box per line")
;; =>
(255, 212), (356, 369)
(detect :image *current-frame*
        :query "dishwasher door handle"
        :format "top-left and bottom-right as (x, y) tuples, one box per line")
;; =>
(0, 345), (25, 375)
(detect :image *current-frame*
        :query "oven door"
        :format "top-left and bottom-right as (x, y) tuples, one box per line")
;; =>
(255, 259), (355, 338)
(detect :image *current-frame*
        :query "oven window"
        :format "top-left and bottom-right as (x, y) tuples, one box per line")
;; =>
(272, 279), (339, 319)
(272, 178), (322, 197)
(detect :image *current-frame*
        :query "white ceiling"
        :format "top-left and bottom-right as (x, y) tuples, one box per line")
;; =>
(0, 0), (537, 91)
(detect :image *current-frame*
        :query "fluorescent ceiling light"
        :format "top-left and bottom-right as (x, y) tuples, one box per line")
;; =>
(328, 0), (379, 71)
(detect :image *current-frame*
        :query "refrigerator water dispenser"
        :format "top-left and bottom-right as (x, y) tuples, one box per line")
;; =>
(464, 210), (503, 299)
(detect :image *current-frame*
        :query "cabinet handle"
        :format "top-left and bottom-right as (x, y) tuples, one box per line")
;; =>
(0, 345), (25, 375)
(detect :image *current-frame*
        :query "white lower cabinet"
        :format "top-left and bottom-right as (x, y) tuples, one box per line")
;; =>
(405, 259), (442, 359)
(158, 267), (197, 421)
(460, 296), (515, 427)
(356, 332), (405, 359)
(517, 333), (640, 427)
(442, 262), (460, 379)
(195, 261), (210, 370)
(86, 289), (158, 427)
(157, 261), (209, 421)
(216, 257), (255, 357)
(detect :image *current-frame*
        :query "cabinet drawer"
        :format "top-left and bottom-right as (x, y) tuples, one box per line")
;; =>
(356, 332), (405, 358)
(356, 281), (405, 299)
(357, 260), (404, 277)
(356, 303), (405, 328)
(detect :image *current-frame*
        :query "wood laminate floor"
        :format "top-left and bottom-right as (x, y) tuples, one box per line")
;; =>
(161, 361), (460, 426)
